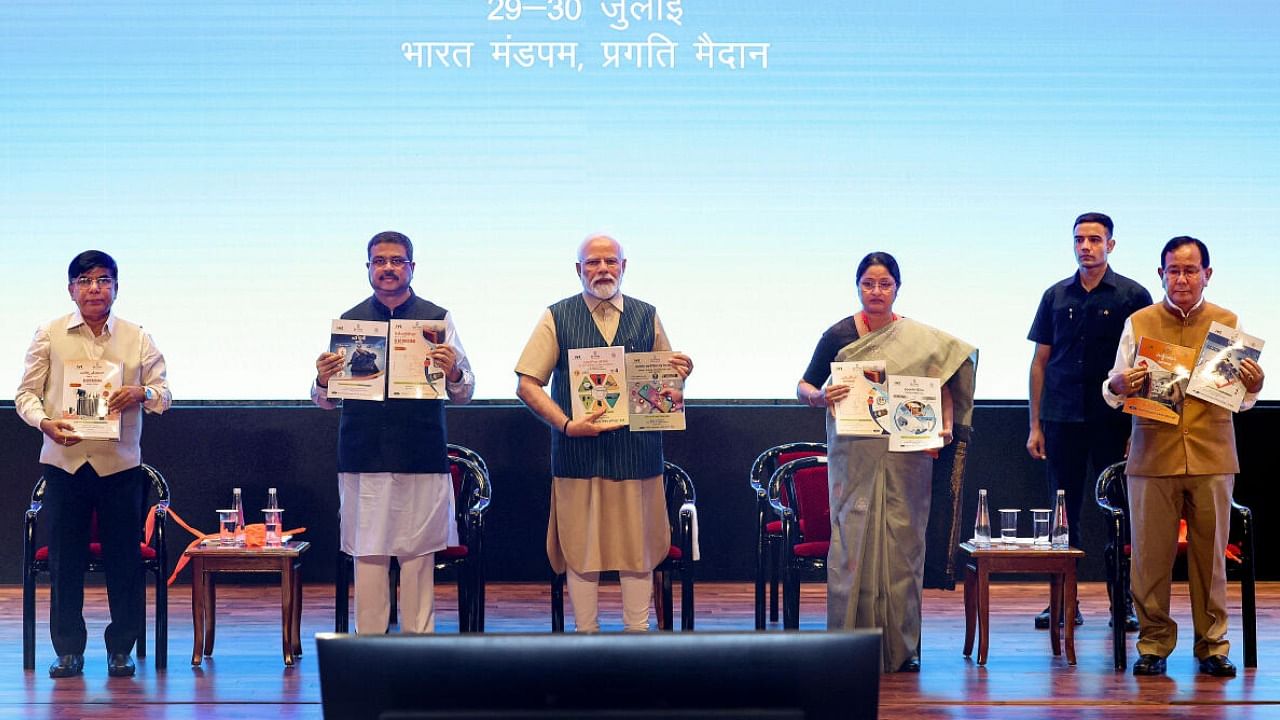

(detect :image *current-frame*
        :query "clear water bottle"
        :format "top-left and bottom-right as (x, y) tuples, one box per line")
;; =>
(973, 488), (992, 547)
(232, 487), (246, 547)
(264, 487), (282, 548)
(1051, 488), (1070, 549)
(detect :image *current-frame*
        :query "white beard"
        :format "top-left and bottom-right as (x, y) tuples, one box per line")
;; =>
(587, 278), (618, 300)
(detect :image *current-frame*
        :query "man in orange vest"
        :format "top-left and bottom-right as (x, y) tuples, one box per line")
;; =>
(1103, 236), (1264, 678)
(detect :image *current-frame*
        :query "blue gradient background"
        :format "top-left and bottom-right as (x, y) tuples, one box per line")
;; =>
(2, 1), (1277, 399)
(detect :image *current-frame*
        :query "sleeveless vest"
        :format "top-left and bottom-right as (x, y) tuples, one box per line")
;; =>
(337, 294), (450, 473)
(1125, 301), (1239, 477)
(549, 294), (664, 479)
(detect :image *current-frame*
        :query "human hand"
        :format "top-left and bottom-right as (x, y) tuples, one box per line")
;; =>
(40, 418), (80, 447)
(430, 344), (459, 381)
(566, 407), (624, 437)
(1240, 358), (1265, 394)
(669, 353), (693, 379)
(1026, 426), (1047, 460)
(1108, 366), (1148, 396)
(316, 352), (344, 386)
(106, 385), (145, 415)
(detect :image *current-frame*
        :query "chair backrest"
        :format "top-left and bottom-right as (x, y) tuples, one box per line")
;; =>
(30, 464), (170, 543)
(1095, 460), (1129, 521)
(446, 446), (491, 539)
(662, 461), (696, 527)
(749, 442), (826, 506)
(768, 456), (831, 542)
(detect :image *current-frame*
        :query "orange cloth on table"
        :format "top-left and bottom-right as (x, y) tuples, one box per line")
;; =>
(142, 505), (306, 585)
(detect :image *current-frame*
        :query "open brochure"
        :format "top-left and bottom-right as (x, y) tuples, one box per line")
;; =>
(388, 319), (449, 400)
(61, 359), (122, 441)
(327, 319), (389, 401)
(886, 375), (944, 452)
(1186, 321), (1264, 413)
(568, 347), (686, 432)
(1123, 337), (1195, 425)
(830, 361), (890, 436)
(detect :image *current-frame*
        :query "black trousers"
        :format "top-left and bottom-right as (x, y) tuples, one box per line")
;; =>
(43, 463), (146, 656)
(1042, 418), (1130, 548)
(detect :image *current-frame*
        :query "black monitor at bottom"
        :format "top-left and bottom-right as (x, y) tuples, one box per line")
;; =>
(317, 631), (881, 720)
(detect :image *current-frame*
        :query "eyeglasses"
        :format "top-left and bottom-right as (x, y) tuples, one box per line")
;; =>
(73, 276), (115, 289)
(1163, 268), (1202, 279)
(859, 280), (896, 292)
(369, 257), (411, 268)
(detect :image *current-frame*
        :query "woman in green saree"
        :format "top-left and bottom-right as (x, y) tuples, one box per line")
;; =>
(797, 252), (977, 672)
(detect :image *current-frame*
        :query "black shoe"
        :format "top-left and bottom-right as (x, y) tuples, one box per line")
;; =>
(1034, 605), (1083, 628)
(48, 654), (84, 678)
(1198, 655), (1237, 678)
(107, 653), (135, 678)
(1132, 654), (1167, 676)
(898, 657), (920, 673)
(1034, 607), (1051, 629)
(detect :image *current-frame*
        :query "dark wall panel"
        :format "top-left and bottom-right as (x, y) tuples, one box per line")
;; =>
(3, 402), (1275, 586)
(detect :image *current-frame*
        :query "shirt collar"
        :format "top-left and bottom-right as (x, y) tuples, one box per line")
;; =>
(371, 288), (417, 317)
(67, 309), (116, 335)
(582, 292), (624, 315)
(1068, 265), (1118, 290)
(1162, 294), (1204, 319)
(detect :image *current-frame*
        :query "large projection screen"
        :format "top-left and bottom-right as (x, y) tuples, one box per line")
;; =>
(3, 2), (1277, 400)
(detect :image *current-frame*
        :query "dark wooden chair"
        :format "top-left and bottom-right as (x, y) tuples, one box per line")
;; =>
(552, 460), (697, 632)
(334, 445), (492, 633)
(1094, 460), (1256, 671)
(766, 455), (830, 629)
(23, 463), (170, 670)
(749, 442), (826, 630)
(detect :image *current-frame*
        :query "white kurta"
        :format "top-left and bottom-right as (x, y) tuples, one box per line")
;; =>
(339, 472), (458, 557)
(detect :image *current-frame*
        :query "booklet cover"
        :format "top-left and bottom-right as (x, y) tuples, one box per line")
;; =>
(887, 375), (944, 452)
(568, 346), (629, 427)
(61, 359), (123, 440)
(625, 351), (686, 432)
(327, 319), (389, 401)
(830, 360), (891, 436)
(1123, 337), (1196, 424)
(1186, 321), (1265, 412)
(388, 319), (449, 400)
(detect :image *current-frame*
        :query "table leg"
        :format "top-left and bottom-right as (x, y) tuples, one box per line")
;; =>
(292, 560), (303, 657)
(281, 559), (296, 666)
(1064, 563), (1078, 666)
(977, 564), (990, 666)
(204, 575), (217, 656)
(190, 562), (206, 666)
(1049, 573), (1062, 657)
(962, 562), (976, 657)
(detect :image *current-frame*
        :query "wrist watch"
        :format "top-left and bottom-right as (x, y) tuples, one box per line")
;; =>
(143, 386), (156, 402)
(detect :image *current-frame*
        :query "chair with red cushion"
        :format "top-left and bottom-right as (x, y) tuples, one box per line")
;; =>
(1095, 460), (1256, 671)
(749, 442), (826, 630)
(767, 455), (831, 629)
(551, 461), (697, 632)
(334, 444), (492, 633)
(22, 463), (170, 670)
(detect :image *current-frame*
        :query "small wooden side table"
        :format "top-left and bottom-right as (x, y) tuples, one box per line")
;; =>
(959, 541), (1085, 666)
(185, 541), (310, 667)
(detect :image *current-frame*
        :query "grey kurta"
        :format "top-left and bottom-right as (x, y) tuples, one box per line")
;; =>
(825, 317), (977, 672)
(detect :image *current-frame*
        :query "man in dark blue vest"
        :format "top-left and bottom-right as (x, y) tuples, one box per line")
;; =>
(313, 231), (475, 634)
(515, 234), (692, 632)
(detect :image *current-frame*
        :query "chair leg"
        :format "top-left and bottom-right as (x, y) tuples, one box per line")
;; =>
(783, 562), (800, 630)
(22, 567), (36, 671)
(1243, 557), (1257, 668)
(335, 552), (350, 633)
(475, 561), (486, 633)
(754, 530), (767, 630)
(680, 564), (694, 631)
(388, 558), (400, 629)
(661, 570), (674, 631)
(155, 566), (168, 670)
(550, 573), (565, 633)
(137, 587), (147, 659)
(769, 537), (781, 623)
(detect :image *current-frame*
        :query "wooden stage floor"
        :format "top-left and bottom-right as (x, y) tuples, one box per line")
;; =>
(2, 581), (1276, 719)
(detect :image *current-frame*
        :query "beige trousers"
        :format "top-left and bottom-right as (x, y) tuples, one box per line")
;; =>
(1128, 473), (1233, 659)
(566, 568), (652, 632)
(354, 553), (436, 634)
